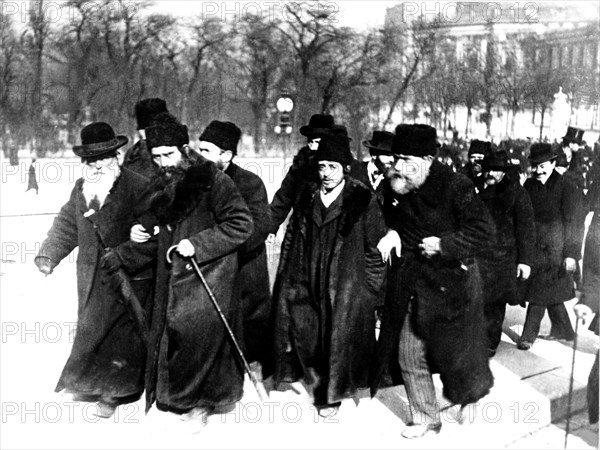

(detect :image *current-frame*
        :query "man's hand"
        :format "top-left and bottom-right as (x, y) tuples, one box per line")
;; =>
(377, 229), (401, 264)
(100, 249), (122, 274)
(420, 236), (441, 258)
(574, 304), (594, 326)
(564, 257), (577, 273)
(130, 224), (151, 243)
(176, 239), (195, 258)
(35, 256), (53, 276)
(517, 264), (531, 280)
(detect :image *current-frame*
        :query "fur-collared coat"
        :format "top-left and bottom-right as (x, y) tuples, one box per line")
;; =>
(121, 153), (253, 413)
(272, 177), (387, 404)
(478, 176), (536, 305)
(522, 170), (585, 305)
(371, 160), (495, 406)
(36, 167), (153, 401)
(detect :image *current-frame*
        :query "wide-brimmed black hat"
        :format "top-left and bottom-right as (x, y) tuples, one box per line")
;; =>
(299, 114), (334, 138)
(528, 143), (557, 164)
(135, 98), (169, 130)
(483, 149), (511, 171)
(330, 124), (353, 142)
(199, 120), (241, 154)
(73, 122), (129, 159)
(468, 140), (492, 157)
(146, 121), (189, 150)
(315, 133), (353, 166)
(392, 124), (438, 157)
(362, 130), (394, 155)
(562, 126), (584, 145)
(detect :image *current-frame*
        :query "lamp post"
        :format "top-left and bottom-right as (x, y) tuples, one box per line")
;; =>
(275, 94), (294, 164)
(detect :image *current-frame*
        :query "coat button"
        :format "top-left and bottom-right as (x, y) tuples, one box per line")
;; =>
(185, 263), (192, 271)
(440, 286), (447, 293)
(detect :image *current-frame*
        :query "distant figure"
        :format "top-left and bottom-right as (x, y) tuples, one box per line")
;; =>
(26, 157), (39, 195)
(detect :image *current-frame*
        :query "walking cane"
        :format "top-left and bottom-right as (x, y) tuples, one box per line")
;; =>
(166, 245), (267, 402)
(564, 316), (581, 449)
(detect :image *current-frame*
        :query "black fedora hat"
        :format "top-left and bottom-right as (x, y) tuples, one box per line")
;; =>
(562, 126), (584, 145)
(392, 124), (438, 157)
(528, 143), (557, 165)
(468, 140), (492, 157)
(330, 124), (353, 142)
(483, 150), (511, 171)
(199, 120), (242, 154)
(299, 114), (334, 138)
(73, 122), (128, 159)
(362, 130), (394, 155)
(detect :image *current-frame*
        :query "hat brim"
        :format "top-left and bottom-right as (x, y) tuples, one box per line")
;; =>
(362, 140), (393, 154)
(528, 153), (557, 165)
(73, 135), (129, 158)
(300, 126), (332, 137)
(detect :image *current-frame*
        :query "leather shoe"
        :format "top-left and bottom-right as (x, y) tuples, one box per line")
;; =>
(539, 334), (560, 341)
(517, 340), (532, 350)
(401, 423), (442, 439)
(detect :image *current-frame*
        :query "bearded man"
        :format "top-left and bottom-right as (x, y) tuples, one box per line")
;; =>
(35, 122), (153, 418)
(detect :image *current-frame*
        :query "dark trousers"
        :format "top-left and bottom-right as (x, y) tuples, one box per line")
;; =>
(520, 303), (575, 342)
(484, 301), (507, 351)
(589, 352), (599, 424)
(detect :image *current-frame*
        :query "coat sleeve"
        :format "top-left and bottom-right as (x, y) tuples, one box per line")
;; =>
(269, 165), (299, 234)
(514, 185), (536, 267)
(239, 173), (271, 256)
(440, 176), (496, 260)
(36, 182), (80, 269)
(363, 194), (387, 296)
(188, 170), (254, 264)
(562, 176), (585, 260)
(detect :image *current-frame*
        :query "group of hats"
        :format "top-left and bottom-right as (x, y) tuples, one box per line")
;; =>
(528, 126), (585, 165)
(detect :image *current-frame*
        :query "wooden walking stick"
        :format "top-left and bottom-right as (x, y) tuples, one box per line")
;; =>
(564, 316), (581, 449)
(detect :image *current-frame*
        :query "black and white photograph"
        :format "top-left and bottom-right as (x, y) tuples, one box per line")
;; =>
(0, 1), (599, 448)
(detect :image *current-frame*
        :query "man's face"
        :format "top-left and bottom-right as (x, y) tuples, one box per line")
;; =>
(308, 137), (321, 151)
(318, 160), (345, 192)
(373, 153), (394, 173)
(387, 155), (429, 195)
(151, 145), (182, 177)
(484, 169), (506, 186)
(532, 159), (556, 183)
(469, 153), (485, 175)
(82, 155), (118, 177)
(198, 141), (231, 170)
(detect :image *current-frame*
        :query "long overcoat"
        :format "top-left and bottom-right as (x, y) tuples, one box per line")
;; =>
(121, 154), (253, 413)
(478, 176), (536, 305)
(523, 171), (585, 305)
(36, 167), (153, 401)
(371, 161), (495, 406)
(272, 177), (387, 404)
(224, 162), (273, 372)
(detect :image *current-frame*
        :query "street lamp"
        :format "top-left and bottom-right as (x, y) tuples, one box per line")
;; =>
(275, 95), (294, 135)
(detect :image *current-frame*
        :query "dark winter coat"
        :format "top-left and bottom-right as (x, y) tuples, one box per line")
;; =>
(371, 160), (495, 406)
(122, 153), (253, 413)
(122, 139), (159, 179)
(523, 170), (585, 305)
(36, 167), (153, 401)
(582, 163), (600, 334)
(478, 176), (536, 305)
(273, 177), (387, 404)
(224, 162), (273, 371)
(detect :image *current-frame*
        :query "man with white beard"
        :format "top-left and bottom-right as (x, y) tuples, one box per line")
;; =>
(35, 122), (154, 418)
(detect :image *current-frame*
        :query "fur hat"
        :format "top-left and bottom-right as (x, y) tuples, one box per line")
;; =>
(199, 121), (241, 154)
(482, 149), (511, 171)
(299, 114), (334, 138)
(392, 124), (438, 157)
(73, 122), (128, 159)
(146, 121), (189, 150)
(468, 140), (492, 157)
(315, 134), (353, 166)
(134, 98), (169, 130)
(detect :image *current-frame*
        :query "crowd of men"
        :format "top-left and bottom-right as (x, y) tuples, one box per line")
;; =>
(34, 98), (599, 437)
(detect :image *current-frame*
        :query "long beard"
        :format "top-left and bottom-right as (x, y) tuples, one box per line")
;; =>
(82, 165), (121, 209)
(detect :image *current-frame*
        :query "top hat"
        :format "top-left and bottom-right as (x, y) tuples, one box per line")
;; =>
(135, 98), (169, 130)
(146, 121), (189, 150)
(562, 126), (584, 145)
(362, 130), (394, 155)
(468, 140), (492, 157)
(299, 114), (334, 138)
(482, 150), (511, 171)
(199, 121), (242, 154)
(392, 124), (438, 157)
(315, 133), (353, 166)
(73, 122), (129, 159)
(528, 143), (557, 165)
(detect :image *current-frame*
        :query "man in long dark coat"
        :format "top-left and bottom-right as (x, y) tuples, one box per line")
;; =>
(122, 119), (253, 430)
(478, 149), (536, 357)
(372, 124), (495, 439)
(35, 122), (153, 418)
(459, 139), (491, 191)
(352, 130), (395, 193)
(196, 120), (273, 376)
(518, 143), (585, 349)
(272, 134), (387, 417)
